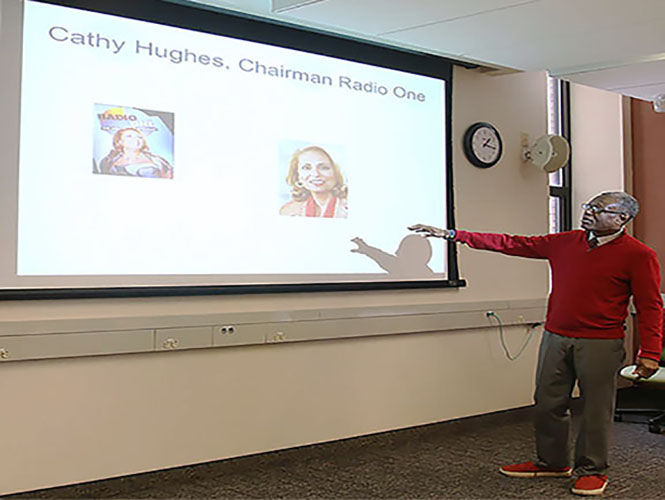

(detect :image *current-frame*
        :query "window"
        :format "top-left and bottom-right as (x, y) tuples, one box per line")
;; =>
(547, 77), (571, 233)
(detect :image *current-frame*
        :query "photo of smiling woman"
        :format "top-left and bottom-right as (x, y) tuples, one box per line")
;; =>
(279, 145), (348, 218)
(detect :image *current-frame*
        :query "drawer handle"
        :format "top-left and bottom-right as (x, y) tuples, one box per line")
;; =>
(0, 348), (9, 360)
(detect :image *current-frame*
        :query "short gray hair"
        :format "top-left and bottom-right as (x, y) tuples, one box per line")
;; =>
(599, 191), (640, 219)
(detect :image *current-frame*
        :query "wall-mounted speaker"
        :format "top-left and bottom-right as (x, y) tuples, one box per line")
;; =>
(522, 134), (570, 173)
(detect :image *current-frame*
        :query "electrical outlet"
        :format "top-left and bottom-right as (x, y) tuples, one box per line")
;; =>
(217, 325), (236, 335)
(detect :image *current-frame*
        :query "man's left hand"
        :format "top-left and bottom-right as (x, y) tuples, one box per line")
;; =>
(633, 357), (660, 379)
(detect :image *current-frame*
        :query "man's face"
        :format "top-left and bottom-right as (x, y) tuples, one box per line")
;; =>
(580, 195), (627, 234)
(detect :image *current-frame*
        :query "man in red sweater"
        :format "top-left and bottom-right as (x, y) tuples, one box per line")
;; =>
(409, 191), (663, 497)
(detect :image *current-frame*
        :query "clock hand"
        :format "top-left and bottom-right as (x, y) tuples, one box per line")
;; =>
(485, 144), (497, 150)
(482, 138), (490, 147)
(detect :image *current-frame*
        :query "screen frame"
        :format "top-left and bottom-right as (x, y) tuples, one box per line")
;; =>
(1, 0), (465, 300)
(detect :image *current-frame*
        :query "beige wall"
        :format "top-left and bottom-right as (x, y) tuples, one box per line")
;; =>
(0, 67), (551, 495)
(570, 83), (625, 223)
(453, 69), (549, 300)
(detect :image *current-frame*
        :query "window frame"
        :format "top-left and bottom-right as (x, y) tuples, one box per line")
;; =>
(548, 79), (572, 233)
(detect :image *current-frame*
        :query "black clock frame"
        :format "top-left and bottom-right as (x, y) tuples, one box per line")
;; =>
(463, 122), (503, 169)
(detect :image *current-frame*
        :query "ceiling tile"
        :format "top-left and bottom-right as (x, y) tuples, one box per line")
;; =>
(601, 81), (665, 101)
(276, 0), (536, 35)
(467, 16), (665, 71)
(556, 59), (665, 91)
(183, 0), (273, 16)
(384, 0), (665, 67)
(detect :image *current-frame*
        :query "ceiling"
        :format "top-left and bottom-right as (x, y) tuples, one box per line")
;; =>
(183, 0), (665, 102)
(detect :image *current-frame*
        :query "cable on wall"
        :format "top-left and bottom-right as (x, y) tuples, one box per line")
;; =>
(486, 311), (541, 361)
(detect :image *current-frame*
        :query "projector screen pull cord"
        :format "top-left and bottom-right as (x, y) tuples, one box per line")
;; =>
(485, 311), (540, 361)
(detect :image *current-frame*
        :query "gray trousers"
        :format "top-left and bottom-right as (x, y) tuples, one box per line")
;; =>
(534, 331), (625, 476)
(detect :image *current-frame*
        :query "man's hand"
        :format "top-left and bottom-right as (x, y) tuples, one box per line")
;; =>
(633, 357), (659, 379)
(408, 224), (454, 239)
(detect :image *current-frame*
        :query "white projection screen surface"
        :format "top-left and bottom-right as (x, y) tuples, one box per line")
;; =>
(0, 0), (462, 298)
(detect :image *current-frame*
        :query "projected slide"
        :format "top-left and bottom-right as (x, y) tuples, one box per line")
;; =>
(10, 0), (449, 289)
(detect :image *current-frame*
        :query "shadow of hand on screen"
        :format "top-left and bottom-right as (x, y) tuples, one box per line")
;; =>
(350, 234), (435, 278)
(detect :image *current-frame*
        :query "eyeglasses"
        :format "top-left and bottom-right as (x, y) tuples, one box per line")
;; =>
(581, 203), (624, 215)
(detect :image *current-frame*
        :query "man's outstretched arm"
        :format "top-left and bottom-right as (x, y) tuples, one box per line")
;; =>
(408, 224), (552, 259)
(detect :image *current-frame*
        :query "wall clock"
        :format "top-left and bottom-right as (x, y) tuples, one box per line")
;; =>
(463, 122), (503, 168)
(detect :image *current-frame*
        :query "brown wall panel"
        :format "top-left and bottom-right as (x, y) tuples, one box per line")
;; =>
(631, 98), (665, 291)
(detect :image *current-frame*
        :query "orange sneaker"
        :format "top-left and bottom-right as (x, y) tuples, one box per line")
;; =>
(571, 475), (608, 496)
(499, 460), (572, 478)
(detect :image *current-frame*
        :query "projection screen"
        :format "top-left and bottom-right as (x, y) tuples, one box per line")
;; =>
(0, 0), (462, 298)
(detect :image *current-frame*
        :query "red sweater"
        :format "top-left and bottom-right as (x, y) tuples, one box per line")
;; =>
(455, 230), (664, 361)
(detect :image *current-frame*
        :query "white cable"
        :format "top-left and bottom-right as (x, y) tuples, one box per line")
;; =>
(486, 311), (540, 361)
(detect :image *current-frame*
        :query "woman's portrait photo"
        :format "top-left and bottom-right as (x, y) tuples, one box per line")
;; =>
(93, 104), (175, 180)
(279, 144), (348, 218)
(98, 127), (174, 179)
